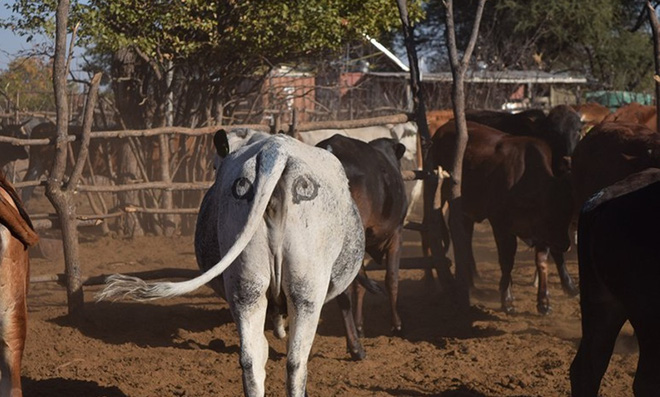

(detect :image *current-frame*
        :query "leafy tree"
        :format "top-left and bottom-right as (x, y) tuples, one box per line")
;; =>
(0, 56), (55, 112)
(419, 0), (656, 92)
(2, 0), (423, 128)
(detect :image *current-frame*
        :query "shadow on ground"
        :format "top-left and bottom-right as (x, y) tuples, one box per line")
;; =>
(23, 377), (126, 397)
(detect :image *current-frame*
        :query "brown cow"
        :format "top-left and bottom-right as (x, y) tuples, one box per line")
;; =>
(426, 109), (455, 137)
(571, 122), (660, 212)
(429, 121), (574, 314)
(603, 102), (657, 131)
(461, 106), (581, 296)
(571, 102), (611, 136)
(0, 169), (38, 397)
(466, 105), (582, 177)
(316, 135), (408, 336)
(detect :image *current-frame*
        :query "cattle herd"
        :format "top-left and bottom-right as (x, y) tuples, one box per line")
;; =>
(1, 101), (659, 396)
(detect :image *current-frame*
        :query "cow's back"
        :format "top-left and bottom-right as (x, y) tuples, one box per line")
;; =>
(604, 102), (657, 131)
(572, 102), (611, 131)
(431, 121), (572, 250)
(431, 121), (554, 219)
(198, 135), (363, 301)
(316, 135), (407, 262)
(571, 122), (660, 210)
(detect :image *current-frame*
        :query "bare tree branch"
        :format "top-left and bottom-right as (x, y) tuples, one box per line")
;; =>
(64, 21), (80, 77)
(67, 72), (102, 190)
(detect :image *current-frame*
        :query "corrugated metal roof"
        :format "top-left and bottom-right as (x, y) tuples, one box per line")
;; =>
(367, 70), (587, 84)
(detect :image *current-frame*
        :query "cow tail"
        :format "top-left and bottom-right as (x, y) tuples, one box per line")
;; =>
(96, 143), (289, 302)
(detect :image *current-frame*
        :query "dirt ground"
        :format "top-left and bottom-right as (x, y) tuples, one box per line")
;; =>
(22, 223), (639, 397)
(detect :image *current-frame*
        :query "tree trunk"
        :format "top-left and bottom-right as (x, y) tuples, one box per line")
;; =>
(394, 0), (431, 146)
(394, 0), (453, 290)
(48, 0), (84, 316)
(446, 75), (471, 312)
(118, 142), (144, 237)
(647, 1), (660, 132)
(49, 0), (103, 316)
(159, 60), (176, 236)
(443, 0), (487, 314)
(111, 48), (146, 236)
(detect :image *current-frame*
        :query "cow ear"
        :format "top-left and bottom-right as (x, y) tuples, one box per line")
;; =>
(395, 143), (406, 160)
(214, 129), (230, 157)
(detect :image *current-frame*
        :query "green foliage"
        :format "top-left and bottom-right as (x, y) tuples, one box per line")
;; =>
(4, 0), (421, 70)
(495, 0), (654, 91)
(0, 56), (55, 111)
(1, 0), (422, 126)
(1, 0), (57, 42)
(420, 0), (655, 92)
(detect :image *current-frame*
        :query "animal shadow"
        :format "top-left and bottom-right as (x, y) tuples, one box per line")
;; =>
(51, 299), (234, 350)
(316, 276), (504, 343)
(23, 377), (127, 397)
(368, 384), (487, 396)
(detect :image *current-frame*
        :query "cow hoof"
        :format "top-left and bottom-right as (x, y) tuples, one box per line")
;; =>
(502, 305), (516, 315)
(537, 304), (553, 315)
(356, 326), (365, 339)
(562, 282), (579, 297)
(348, 346), (367, 361)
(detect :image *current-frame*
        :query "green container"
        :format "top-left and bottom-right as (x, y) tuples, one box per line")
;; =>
(585, 90), (653, 111)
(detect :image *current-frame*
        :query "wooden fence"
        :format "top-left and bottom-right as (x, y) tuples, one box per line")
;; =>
(1, 112), (445, 308)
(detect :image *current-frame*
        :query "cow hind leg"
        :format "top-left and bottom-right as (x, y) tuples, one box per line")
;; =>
(285, 295), (325, 397)
(385, 229), (403, 335)
(268, 299), (287, 339)
(463, 219), (478, 286)
(0, 350), (12, 397)
(569, 300), (626, 397)
(490, 221), (517, 314)
(0, 306), (26, 397)
(351, 279), (367, 338)
(629, 316), (660, 396)
(550, 249), (579, 297)
(229, 284), (269, 397)
(336, 290), (365, 360)
(534, 247), (551, 315)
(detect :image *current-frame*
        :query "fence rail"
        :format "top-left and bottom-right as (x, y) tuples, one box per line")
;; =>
(6, 112), (443, 311)
(5, 113), (412, 236)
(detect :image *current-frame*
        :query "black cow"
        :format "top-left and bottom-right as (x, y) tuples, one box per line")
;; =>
(570, 168), (660, 397)
(0, 123), (29, 171)
(316, 134), (408, 335)
(429, 121), (574, 314)
(20, 121), (122, 202)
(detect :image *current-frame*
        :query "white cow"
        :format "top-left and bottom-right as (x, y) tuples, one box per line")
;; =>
(97, 130), (366, 397)
(297, 122), (424, 222)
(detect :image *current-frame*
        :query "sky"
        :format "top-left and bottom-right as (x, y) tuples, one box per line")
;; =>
(0, 3), (84, 73)
(0, 6), (35, 70)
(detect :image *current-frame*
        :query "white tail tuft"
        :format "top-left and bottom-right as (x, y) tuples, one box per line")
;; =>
(95, 274), (182, 302)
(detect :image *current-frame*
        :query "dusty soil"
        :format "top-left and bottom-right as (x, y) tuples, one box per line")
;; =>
(22, 224), (638, 397)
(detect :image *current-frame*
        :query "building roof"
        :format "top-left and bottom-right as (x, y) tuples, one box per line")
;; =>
(367, 70), (587, 84)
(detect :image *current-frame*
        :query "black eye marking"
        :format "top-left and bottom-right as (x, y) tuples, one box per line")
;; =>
(292, 175), (319, 204)
(232, 177), (254, 201)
